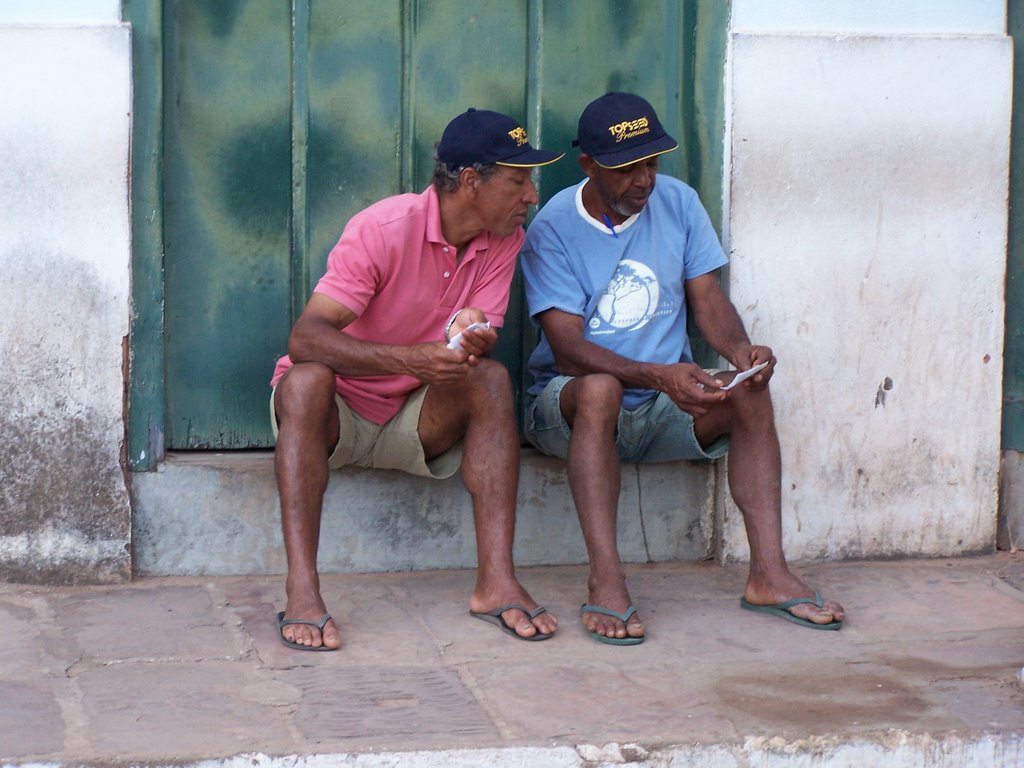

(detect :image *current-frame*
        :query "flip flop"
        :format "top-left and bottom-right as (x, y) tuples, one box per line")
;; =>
(275, 611), (339, 651)
(469, 603), (553, 641)
(580, 604), (645, 645)
(739, 592), (842, 631)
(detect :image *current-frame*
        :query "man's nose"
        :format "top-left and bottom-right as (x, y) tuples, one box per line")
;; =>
(524, 177), (540, 204)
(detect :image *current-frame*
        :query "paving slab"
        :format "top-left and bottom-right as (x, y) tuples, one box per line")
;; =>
(0, 555), (1022, 767)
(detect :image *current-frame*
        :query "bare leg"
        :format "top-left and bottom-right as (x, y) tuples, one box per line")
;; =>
(560, 375), (645, 640)
(696, 383), (844, 624)
(273, 362), (343, 649)
(420, 359), (557, 638)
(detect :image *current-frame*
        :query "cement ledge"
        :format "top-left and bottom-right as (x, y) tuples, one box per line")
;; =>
(130, 450), (717, 577)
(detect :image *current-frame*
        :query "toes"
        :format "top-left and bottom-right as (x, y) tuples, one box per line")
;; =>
(282, 618), (341, 648)
(321, 621), (342, 649)
(602, 621), (625, 638)
(284, 626), (312, 646)
(533, 612), (558, 636)
(791, 602), (841, 625)
(825, 601), (846, 621)
(584, 615), (632, 638)
(501, 608), (539, 638)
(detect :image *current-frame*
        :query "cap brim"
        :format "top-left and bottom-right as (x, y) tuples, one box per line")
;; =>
(495, 148), (565, 168)
(590, 135), (679, 169)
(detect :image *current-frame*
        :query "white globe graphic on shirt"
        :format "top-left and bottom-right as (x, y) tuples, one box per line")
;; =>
(595, 259), (659, 331)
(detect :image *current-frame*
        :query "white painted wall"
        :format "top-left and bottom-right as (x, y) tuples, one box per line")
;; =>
(731, 0), (1005, 35)
(721, 2), (1011, 560)
(0, 22), (132, 581)
(0, 0), (119, 24)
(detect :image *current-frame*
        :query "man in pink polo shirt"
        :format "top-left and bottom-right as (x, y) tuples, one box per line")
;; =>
(270, 109), (563, 651)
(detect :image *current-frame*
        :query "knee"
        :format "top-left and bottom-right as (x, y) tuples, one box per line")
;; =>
(465, 358), (513, 399)
(574, 373), (623, 415)
(276, 362), (336, 420)
(726, 380), (774, 422)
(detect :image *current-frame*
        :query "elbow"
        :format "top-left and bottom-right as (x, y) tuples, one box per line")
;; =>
(286, 328), (314, 364)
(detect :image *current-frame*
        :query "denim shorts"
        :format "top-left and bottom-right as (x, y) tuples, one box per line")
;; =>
(524, 375), (730, 463)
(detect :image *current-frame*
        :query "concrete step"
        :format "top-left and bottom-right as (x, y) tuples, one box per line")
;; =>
(130, 450), (717, 576)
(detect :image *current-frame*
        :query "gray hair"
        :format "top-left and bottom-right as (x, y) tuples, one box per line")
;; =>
(432, 155), (502, 194)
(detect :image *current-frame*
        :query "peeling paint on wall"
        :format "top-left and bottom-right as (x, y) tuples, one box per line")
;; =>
(874, 376), (894, 408)
(0, 248), (131, 584)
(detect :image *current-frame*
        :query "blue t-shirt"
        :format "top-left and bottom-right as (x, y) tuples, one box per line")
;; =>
(522, 174), (728, 409)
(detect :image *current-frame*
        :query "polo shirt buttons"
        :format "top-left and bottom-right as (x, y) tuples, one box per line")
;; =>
(442, 247), (449, 253)
(443, 271), (451, 278)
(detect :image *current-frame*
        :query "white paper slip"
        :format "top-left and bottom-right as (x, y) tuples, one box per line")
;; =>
(446, 321), (491, 350)
(721, 360), (770, 391)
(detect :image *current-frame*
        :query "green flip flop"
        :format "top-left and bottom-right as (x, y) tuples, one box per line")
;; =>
(580, 604), (646, 645)
(739, 591), (842, 631)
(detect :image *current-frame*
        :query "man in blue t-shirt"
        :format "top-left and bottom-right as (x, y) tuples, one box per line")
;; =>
(522, 93), (845, 644)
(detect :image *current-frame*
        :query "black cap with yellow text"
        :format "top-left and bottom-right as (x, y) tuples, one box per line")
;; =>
(437, 108), (564, 171)
(574, 92), (678, 169)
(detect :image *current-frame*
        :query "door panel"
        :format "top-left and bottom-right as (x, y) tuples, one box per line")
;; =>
(305, 1), (405, 297)
(163, 0), (293, 448)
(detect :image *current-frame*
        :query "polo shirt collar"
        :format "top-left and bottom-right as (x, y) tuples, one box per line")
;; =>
(424, 185), (448, 246)
(423, 185), (490, 254)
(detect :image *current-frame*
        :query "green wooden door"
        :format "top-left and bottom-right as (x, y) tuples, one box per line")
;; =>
(128, 0), (727, 464)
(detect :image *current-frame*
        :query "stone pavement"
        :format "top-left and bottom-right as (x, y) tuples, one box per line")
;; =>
(2, 554), (1024, 767)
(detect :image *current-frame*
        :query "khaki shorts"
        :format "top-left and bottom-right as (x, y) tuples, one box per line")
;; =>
(270, 385), (463, 479)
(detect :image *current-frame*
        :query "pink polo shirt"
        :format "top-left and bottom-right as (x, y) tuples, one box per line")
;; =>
(271, 186), (522, 424)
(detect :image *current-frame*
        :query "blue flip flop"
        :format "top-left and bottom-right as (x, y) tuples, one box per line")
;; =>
(580, 604), (646, 645)
(740, 592), (842, 631)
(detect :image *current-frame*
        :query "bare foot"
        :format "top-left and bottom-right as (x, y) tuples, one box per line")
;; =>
(744, 569), (845, 626)
(470, 578), (558, 639)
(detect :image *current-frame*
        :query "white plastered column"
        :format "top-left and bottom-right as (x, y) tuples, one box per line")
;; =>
(721, 4), (1011, 560)
(0, 14), (132, 581)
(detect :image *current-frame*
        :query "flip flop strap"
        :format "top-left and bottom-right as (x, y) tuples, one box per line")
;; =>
(486, 603), (547, 620)
(280, 613), (331, 630)
(773, 592), (824, 611)
(580, 604), (638, 622)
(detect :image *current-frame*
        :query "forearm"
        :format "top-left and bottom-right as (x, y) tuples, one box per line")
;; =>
(690, 291), (752, 367)
(554, 337), (673, 392)
(288, 318), (420, 378)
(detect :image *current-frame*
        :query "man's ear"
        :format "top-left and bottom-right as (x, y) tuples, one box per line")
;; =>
(578, 154), (596, 177)
(459, 167), (479, 193)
